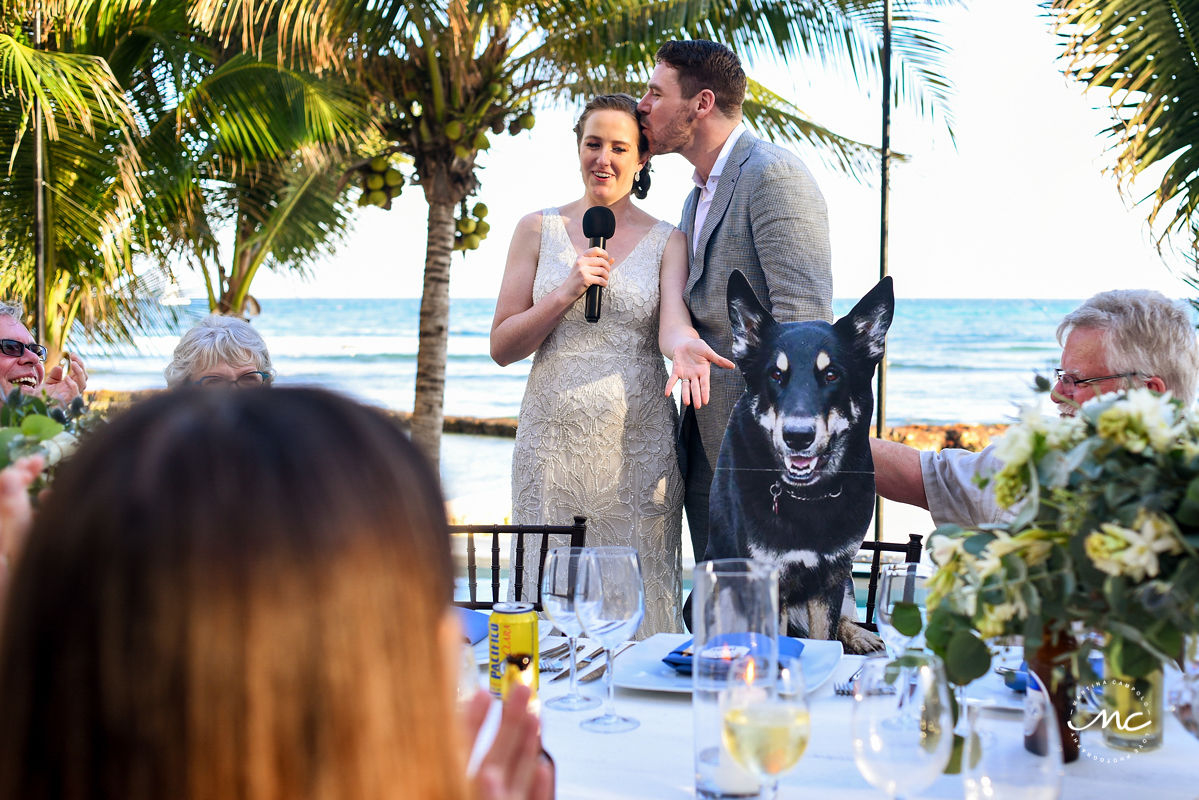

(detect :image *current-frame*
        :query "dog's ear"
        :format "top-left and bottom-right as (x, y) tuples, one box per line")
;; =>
(834, 276), (894, 365)
(727, 270), (775, 363)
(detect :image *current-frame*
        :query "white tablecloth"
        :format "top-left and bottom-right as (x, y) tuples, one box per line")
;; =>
(521, 649), (1199, 799)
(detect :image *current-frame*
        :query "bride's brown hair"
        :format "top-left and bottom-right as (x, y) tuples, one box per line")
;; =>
(573, 93), (652, 199)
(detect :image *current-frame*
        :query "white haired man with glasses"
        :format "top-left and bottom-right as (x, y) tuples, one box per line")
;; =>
(0, 301), (88, 407)
(872, 289), (1199, 529)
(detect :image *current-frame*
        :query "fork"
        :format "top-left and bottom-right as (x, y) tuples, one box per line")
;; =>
(549, 642), (604, 681)
(833, 662), (866, 696)
(578, 642), (636, 683)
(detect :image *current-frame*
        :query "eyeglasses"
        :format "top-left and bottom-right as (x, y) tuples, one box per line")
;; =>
(193, 370), (272, 388)
(0, 339), (47, 361)
(1053, 368), (1138, 393)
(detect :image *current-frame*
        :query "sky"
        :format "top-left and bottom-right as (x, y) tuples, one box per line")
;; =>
(205, 0), (1193, 303)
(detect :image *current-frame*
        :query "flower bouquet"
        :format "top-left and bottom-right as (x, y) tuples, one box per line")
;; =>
(923, 388), (1199, 731)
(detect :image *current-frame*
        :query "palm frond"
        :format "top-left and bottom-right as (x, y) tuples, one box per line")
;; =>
(1051, 0), (1199, 257)
(0, 33), (137, 146)
(743, 78), (882, 181)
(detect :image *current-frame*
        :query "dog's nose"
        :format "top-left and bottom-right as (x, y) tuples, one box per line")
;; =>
(782, 423), (816, 452)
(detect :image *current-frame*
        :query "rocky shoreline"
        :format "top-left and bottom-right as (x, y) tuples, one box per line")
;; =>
(87, 390), (1007, 452)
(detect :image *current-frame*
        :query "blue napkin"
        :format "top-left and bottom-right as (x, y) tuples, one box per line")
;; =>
(1009, 651), (1103, 693)
(662, 635), (805, 676)
(456, 607), (490, 645)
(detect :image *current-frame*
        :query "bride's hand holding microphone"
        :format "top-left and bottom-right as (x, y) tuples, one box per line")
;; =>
(557, 248), (612, 304)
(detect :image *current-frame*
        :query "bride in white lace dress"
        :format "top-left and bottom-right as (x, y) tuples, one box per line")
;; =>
(490, 95), (732, 636)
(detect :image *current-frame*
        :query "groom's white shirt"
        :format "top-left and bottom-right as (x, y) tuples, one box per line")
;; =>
(690, 123), (746, 253)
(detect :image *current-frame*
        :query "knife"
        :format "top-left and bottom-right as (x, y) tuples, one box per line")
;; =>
(578, 642), (635, 683)
(549, 645), (605, 683)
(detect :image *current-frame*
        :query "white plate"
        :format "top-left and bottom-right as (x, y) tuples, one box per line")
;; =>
(612, 632), (843, 694)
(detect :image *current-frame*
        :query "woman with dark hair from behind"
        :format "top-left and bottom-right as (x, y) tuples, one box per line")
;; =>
(0, 388), (549, 800)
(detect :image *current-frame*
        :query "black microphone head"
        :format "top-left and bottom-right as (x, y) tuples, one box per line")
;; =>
(582, 206), (616, 240)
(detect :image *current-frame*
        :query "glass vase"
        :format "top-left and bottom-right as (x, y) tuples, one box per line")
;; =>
(1102, 654), (1163, 752)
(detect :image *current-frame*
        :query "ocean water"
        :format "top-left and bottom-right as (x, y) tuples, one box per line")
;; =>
(76, 296), (1080, 501)
(78, 296), (1077, 421)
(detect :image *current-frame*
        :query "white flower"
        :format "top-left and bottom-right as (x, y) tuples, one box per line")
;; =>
(1044, 413), (1086, 449)
(1086, 511), (1183, 581)
(1124, 388), (1181, 452)
(993, 420), (1036, 469)
(929, 535), (965, 567)
(977, 600), (1020, 639)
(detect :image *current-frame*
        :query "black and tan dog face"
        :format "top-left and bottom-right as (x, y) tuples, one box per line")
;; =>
(727, 272), (894, 490)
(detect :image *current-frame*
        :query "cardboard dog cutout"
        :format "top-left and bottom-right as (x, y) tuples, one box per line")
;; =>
(706, 270), (894, 654)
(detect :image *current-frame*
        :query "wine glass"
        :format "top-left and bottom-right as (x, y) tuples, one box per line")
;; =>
(851, 653), (955, 799)
(540, 547), (601, 711)
(574, 546), (645, 733)
(722, 655), (810, 795)
(962, 687), (1063, 800)
(876, 563), (933, 656)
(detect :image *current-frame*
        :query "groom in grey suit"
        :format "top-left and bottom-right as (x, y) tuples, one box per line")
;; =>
(639, 40), (834, 562)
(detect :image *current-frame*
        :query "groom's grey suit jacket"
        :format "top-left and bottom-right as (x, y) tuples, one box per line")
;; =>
(679, 131), (834, 473)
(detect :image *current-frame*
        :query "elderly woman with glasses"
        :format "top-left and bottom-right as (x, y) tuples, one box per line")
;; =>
(165, 314), (274, 389)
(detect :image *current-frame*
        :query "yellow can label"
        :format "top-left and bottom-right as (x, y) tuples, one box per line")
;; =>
(488, 602), (538, 696)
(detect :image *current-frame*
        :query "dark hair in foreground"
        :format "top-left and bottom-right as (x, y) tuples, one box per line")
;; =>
(0, 388), (465, 800)
(573, 93), (652, 199)
(655, 39), (746, 117)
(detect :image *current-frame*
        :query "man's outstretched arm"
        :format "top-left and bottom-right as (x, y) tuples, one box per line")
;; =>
(870, 438), (928, 510)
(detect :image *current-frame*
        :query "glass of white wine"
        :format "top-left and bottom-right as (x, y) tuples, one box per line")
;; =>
(721, 655), (810, 797)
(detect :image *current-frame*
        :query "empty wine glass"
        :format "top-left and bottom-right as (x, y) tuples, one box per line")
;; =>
(962, 688), (1063, 800)
(540, 547), (601, 711)
(574, 546), (645, 733)
(876, 563), (933, 656)
(851, 653), (954, 799)
(1169, 673), (1199, 740)
(722, 655), (810, 796)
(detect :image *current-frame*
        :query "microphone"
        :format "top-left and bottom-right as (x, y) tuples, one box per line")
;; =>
(581, 206), (616, 323)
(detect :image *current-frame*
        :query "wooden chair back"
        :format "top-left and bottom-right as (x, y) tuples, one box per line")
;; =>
(857, 533), (924, 632)
(449, 515), (587, 611)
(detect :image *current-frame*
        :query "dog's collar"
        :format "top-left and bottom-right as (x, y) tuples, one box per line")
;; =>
(770, 480), (843, 514)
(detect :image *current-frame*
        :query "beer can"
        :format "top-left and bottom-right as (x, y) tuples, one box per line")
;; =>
(488, 602), (539, 697)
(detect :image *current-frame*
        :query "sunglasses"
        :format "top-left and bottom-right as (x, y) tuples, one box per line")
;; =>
(0, 339), (47, 361)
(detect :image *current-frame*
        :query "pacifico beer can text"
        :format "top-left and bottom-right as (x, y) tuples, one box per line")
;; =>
(488, 602), (539, 697)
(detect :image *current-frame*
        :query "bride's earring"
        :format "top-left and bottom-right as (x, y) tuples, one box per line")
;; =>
(634, 170), (642, 182)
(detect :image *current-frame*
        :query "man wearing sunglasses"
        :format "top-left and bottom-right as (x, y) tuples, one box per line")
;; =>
(871, 289), (1199, 529)
(0, 301), (88, 408)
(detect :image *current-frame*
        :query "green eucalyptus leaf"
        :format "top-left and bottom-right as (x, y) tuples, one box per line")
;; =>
(962, 533), (997, 557)
(1107, 635), (1156, 678)
(945, 630), (991, 685)
(20, 415), (64, 441)
(891, 601), (923, 637)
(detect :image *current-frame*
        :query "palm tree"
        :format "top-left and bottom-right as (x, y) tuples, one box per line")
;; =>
(1049, 0), (1199, 264)
(0, 0), (368, 348)
(245, 0), (958, 467)
(133, 43), (369, 316)
(0, 1), (150, 351)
